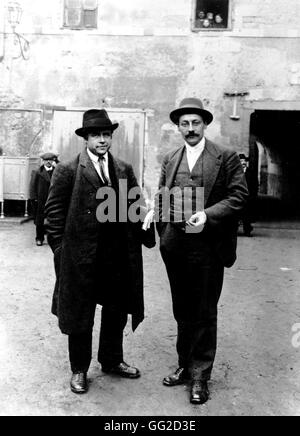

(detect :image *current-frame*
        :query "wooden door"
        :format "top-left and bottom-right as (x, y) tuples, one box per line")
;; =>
(51, 109), (146, 185)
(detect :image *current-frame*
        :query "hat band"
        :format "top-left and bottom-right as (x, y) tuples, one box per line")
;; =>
(83, 118), (113, 128)
(180, 104), (204, 110)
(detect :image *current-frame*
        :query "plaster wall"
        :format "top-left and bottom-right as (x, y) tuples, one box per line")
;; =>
(0, 0), (299, 191)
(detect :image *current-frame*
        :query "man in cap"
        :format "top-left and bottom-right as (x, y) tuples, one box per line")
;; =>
(156, 97), (248, 404)
(44, 109), (155, 394)
(29, 152), (59, 246)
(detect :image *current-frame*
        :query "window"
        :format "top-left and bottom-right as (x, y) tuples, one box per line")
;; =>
(64, 0), (98, 29)
(194, 0), (230, 30)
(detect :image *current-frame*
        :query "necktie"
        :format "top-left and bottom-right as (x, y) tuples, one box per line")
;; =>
(98, 155), (110, 185)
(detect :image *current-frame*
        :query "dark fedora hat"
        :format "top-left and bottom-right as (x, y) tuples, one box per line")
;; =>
(170, 97), (213, 125)
(75, 109), (119, 137)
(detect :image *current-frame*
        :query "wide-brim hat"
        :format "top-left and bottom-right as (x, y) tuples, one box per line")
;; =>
(75, 109), (119, 137)
(40, 152), (59, 160)
(170, 97), (213, 125)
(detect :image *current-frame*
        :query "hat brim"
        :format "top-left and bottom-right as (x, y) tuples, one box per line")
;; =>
(40, 153), (59, 160)
(75, 123), (119, 137)
(170, 107), (213, 125)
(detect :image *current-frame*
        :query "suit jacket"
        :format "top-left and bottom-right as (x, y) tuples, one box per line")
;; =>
(157, 139), (248, 267)
(45, 148), (155, 335)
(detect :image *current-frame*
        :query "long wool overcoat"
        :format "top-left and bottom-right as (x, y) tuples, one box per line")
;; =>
(45, 149), (155, 335)
(29, 166), (52, 227)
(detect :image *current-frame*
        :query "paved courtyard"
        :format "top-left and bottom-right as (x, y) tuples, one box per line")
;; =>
(0, 221), (299, 416)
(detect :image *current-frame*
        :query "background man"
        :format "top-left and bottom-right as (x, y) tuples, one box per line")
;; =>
(156, 97), (248, 405)
(30, 152), (59, 246)
(45, 109), (155, 394)
(239, 153), (258, 236)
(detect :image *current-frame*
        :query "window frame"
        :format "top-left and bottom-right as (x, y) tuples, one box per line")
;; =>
(191, 0), (232, 32)
(63, 0), (98, 30)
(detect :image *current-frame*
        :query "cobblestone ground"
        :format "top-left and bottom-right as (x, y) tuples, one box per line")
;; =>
(0, 221), (299, 416)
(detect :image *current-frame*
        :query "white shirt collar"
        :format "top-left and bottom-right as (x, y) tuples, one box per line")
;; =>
(185, 136), (206, 153)
(87, 147), (107, 162)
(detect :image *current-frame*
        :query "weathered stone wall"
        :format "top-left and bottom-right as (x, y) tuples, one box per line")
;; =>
(0, 0), (299, 190)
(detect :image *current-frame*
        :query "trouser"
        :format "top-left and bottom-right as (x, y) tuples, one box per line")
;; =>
(242, 218), (253, 235)
(160, 230), (224, 381)
(35, 223), (45, 242)
(68, 305), (128, 373)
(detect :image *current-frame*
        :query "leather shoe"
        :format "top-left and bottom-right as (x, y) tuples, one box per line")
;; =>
(70, 372), (88, 394)
(163, 367), (189, 386)
(190, 380), (209, 404)
(102, 361), (141, 379)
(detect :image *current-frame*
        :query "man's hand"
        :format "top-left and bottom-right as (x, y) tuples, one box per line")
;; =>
(186, 211), (207, 227)
(142, 209), (155, 231)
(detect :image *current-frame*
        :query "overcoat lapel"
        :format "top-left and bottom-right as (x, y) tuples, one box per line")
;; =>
(108, 152), (121, 190)
(80, 148), (101, 190)
(40, 167), (51, 182)
(108, 153), (129, 201)
(202, 139), (222, 206)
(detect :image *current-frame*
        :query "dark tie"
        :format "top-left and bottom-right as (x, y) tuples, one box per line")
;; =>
(98, 156), (110, 185)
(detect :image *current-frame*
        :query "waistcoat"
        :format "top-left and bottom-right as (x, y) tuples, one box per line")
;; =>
(170, 149), (204, 222)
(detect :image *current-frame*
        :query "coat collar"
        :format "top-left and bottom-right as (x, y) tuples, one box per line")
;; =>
(39, 165), (52, 182)
(202, 139), (222, 205)
(79, 148), (102, 190)
(79, 148), (124, 191)
(165, 139), (222, 206)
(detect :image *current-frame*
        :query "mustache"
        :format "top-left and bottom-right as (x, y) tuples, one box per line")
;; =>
(186, 132), (199, 138)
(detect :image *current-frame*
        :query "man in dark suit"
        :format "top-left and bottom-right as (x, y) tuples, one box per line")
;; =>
(29, 152), (59, 246)
(45, 109), (155, 394)
(156, 98), (248, 404)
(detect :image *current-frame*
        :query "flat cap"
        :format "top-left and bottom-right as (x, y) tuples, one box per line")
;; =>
(40, 152), (58, 160)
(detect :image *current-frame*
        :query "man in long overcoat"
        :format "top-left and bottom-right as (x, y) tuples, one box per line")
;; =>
(156, 98), (248, 404)
(45, 109), (155, 394)
(29, 152), (58, 245)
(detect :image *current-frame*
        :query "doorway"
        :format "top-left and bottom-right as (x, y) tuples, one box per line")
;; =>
(249, 110), (300, 219)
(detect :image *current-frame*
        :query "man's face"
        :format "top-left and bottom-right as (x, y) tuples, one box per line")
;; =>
(43, 159), (55, 169)
(215, 14), (223, 24)
(240, 158), (248, 172)
(86, 129), (113, 157)
(178, 113), (207, 147)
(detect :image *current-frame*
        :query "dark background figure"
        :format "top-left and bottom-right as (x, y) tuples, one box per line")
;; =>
(0, 146), (3, 156)
(44, 109), (155, 395)
(156, 98), (248, 405)
(29, 152), (59, 246)
(239, 154), (259, 236)
(195, 10), (206, 27)
(213, 14), (224, 28)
